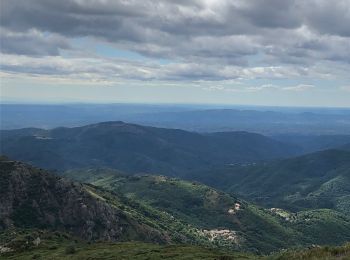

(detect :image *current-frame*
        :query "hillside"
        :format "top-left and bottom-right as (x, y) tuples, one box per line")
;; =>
(188, 149), (350, 214)
(64, 169), (350, 253)
(0, 121), (299, 174)
(0, 157), (169, 243)
(1, 157), (246, 250)
(341, 143), (350, 151)
(2, 157), (350, 257)
(272, 134), (350, 153)
(0, 157), (305, 254)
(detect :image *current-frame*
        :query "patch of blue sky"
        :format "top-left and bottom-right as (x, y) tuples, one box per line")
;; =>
(246, 52), (265, 65)
(95, 44), (145, 60)
(239, 78), (298, 87)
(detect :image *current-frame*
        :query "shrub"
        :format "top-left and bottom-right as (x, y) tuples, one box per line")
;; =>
(65, 245), (76, 254)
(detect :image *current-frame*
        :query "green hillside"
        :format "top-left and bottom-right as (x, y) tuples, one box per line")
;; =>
(4, 157), (316, 255)
(65, 169), (350, 253)
(2, 157), (350, 257)
(0, 158), (235, 250)
(187, 149), (350, 214)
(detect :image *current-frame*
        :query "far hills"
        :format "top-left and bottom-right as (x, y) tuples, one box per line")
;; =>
(2, 104), (350, 135)
(123, 108), (350, 135)
(0, 121), (300, 175)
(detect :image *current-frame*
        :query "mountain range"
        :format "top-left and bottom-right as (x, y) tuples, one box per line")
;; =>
(122, 108), (350, 135)
(2, 104), (350, 136)
(1, 120), (350, 259)
(0, 121), (299, 174)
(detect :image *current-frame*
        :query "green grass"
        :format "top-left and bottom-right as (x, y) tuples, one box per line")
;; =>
(1, 243), (253, 260)
(0, 230), (254, 260)
(269, 243), (350, 260)
(2, 229), (350, 260)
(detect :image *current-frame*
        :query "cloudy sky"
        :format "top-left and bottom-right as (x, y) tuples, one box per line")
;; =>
(1, 0), (350, 106)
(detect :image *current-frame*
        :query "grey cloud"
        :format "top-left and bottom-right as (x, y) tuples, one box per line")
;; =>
(0, 29), (70, 56)
(1, 0), (350, 82)
(0, 0), (296, 42)
(0, 54), (161, 81)
(1, 52), (317, 83)
(301, 0), (350, 37)
(3, 0), (347, 39)
(237, 0), (302, 29)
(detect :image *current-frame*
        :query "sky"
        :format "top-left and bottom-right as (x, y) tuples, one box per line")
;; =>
(0, 0), (350, 107)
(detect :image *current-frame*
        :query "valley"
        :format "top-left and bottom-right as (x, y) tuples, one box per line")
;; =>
(187, 149), (350, 215)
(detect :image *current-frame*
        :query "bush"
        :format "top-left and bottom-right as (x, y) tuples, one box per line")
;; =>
(65, 245), (76, 254)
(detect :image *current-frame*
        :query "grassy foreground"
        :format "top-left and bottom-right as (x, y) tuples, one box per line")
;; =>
(0, 229), (252, 260)
(1, 230), (350, 259)
(3, 242), (350, 260)
(1, 242), (252, 260)
(269, 243), (350, 260)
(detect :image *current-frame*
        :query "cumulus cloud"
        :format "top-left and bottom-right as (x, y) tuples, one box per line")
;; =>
(2, 52), (319, 83)
(0, 28), (71, 56)
(301, 0), (350, 37)
(282, 84), (315, 91)
(0, 0), (350, 83)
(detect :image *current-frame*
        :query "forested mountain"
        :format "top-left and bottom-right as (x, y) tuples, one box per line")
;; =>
(63, 168), (350, 253)
(0, 121), (299, 174)
(2, 158), (350, 257)
(0, 157), (257, 252)
(0, 157), (168, 243)
(187, 149), (350, 214)
(272, 134), (350, 153)
(341, 143), (350, 151)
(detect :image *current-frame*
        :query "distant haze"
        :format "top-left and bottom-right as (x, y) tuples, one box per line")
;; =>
(1, 104), (350, 135)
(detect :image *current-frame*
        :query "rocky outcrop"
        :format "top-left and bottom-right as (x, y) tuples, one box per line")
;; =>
(0, 158), (166, 243)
